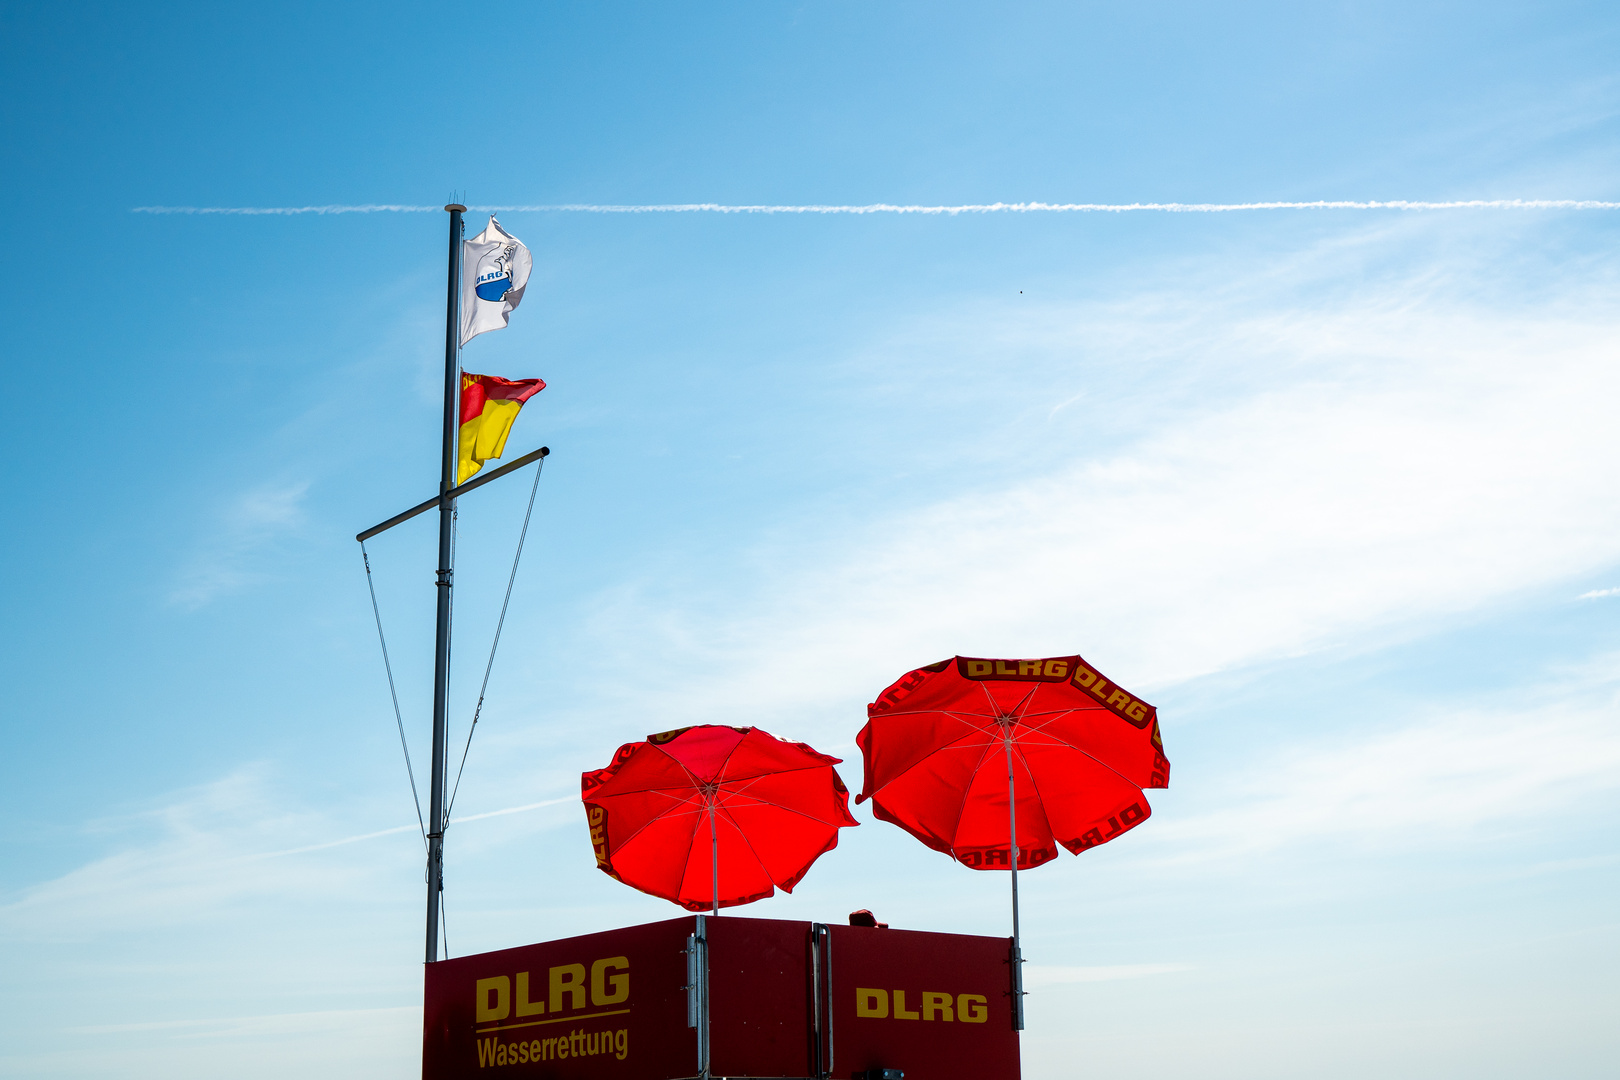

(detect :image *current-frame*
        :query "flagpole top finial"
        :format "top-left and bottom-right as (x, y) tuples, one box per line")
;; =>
(445, 204), (467, 213)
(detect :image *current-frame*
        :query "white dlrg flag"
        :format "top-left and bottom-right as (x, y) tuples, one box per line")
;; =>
(460, 216), (533, 346)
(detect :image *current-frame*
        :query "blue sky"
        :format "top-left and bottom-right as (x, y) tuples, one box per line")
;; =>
(3, 2), (1619, 1078)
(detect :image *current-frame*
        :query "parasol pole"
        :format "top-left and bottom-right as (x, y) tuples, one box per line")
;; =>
(1005, 733), (1025, 1030)
(708, 798), (719, 917)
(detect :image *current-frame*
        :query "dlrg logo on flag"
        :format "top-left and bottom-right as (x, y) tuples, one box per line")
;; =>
(460, 216), (533, 346)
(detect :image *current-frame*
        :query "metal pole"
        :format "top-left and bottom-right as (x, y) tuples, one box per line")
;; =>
(693, 915), (710, 1079)
(1005, 733), (1025, 1030)
(425, 203), (465, 964)
(709, 799), (719, 917)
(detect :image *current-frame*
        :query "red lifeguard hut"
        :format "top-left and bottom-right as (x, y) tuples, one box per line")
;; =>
(423, 915), (1020, 1080)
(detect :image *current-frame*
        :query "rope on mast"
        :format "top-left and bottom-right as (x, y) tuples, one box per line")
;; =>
(440, 886), (451, 960)
(445, 454), (547, 826)
(360, 542), (428, 850)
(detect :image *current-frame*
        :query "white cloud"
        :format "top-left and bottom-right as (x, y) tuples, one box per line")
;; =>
(553, 230), (1620, 747)
(436, 225), (1620, 903)
(68, 1006), (418, 1038)
(11, 1007), (421, 1080)
(1024, 963), (1193, 987)
(0, 768), (350, 939)
(0, 769), (576, 944)
(169, 481), (311, 609)
(1149, 689), (1620, 863)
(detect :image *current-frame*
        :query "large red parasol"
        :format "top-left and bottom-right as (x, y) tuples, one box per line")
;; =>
(856, 654), (1169, 1027)
(582, 725), (858, 913)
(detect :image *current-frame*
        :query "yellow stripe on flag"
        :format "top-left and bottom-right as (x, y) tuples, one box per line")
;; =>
(458, 397), (525, 484)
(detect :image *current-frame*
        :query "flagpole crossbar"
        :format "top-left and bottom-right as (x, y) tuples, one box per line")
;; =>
(355, 445), (550, 543)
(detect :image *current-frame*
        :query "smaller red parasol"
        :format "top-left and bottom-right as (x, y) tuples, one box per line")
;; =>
(582, 725), (858, 913)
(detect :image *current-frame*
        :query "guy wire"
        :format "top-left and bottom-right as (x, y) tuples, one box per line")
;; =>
(360, 541), (428, 850)
(445, 453), (547, 825)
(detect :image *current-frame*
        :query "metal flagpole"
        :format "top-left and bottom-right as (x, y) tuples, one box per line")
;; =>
(425, 203), (465, 964)
(1005, 732), (1025, 1030)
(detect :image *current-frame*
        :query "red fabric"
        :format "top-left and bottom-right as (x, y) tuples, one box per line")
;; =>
(460, 373), (546, 424)
(581, 725), (859, 911)
(857, 655), (1169, 871)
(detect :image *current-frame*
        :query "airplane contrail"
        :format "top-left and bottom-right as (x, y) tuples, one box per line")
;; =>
(132, 198), (1620, 216)
(249, 796), (573, 860)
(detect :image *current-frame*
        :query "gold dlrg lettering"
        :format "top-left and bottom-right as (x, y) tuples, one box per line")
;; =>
(475, 976), (510, 1023)
(550, 964), (587, 1012)
(515, 972), (545, 1017)
(859, 987), (986, 1022)
(589, 807), (609, 867)
(958, 993), (988, 1023)
(856, 988), (889, 1018)
(591, 957), (629, 1005)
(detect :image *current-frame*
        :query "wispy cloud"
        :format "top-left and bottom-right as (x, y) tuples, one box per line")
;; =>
(0, 771), (572, 941)
(1578, 587), (1620, 599)
(68, 1006), (418, 1038)
(0, 769), (345, 939)
(1150, 686), (1620, 863)
(169, 480), (309, 609)
(24, 1006), (422, 1079)
(1025, 963), (1193, 987)
(548, 226), (1620, 746)
(132, 199), (1620, 216)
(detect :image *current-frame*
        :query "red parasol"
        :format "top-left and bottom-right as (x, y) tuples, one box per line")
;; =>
(582, 725), (858, 913)
(856, 654), (1169, 1027)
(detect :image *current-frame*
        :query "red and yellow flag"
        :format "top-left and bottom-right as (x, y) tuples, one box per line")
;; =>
(459, 373), (545, 484)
